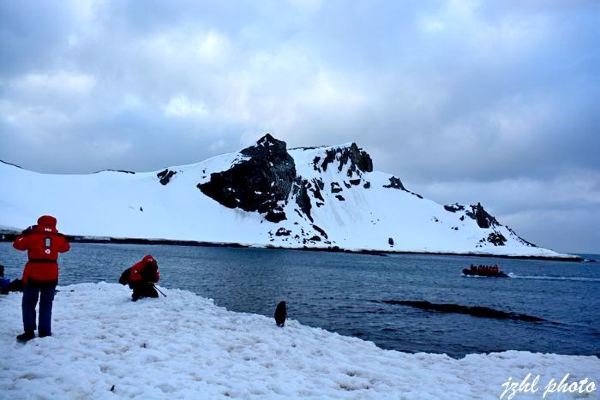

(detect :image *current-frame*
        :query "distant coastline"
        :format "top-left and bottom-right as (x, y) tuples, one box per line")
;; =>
(0, 230), (585, 262)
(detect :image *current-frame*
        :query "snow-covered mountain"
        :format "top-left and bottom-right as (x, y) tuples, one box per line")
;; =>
(0, 134), (575, 259)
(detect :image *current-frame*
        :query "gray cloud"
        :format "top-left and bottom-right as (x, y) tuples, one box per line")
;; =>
(1, 0), (598, 252)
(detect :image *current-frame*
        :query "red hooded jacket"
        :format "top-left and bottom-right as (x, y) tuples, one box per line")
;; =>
(13, 215), (70, 285)
(127, 255), (160, 284)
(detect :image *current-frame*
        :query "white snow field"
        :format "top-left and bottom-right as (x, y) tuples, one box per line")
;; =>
(1, 283), (598, 399)
(0, 139), (576, 259)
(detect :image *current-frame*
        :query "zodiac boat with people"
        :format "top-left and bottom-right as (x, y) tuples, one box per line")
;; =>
(462, 264), (509, 278)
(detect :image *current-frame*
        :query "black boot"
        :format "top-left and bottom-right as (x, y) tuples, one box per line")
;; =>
(16, 330), (35, 343)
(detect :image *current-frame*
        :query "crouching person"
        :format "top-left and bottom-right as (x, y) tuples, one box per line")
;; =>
(0, 264), (10, 294)
(119, 255), (160, 301)
(0, 264), (24, 295)
(13, 216), (70, 342)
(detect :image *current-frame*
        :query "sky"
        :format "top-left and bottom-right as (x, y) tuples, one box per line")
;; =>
(1, 0), (598, 253)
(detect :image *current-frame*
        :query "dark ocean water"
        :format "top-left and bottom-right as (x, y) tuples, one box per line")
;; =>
(2, 243), (599, 358)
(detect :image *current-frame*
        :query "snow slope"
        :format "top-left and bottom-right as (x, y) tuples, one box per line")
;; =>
(0, 135), (574, 258)
(1, 283), (597, 399)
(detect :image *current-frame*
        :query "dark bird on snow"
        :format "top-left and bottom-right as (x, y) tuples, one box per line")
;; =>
(274, 301), (287, 327)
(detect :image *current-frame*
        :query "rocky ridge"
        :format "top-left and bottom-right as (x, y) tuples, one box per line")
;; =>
(195, 134), (536, 251)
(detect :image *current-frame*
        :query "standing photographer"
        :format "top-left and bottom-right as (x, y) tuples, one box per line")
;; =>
(13, 215), (70, 342)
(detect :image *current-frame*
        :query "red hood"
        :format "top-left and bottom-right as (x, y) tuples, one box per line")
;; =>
(142, 255), (156, 263)
(37, 215), (58, 233)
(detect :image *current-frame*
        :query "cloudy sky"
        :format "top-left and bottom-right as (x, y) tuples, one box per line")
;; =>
(1, 0), (598, 253)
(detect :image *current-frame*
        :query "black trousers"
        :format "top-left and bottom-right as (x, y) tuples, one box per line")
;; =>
(131, 282), (158, 301)
(22, 284), (56, 334)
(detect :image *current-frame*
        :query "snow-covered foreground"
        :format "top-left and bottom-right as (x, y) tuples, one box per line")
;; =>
(1, 283), (598, 399)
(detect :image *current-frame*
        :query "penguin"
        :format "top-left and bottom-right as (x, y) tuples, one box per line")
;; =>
(274, 301), (287, 327)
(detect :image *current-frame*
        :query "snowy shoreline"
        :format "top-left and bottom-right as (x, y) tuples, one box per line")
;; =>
(1, 283), (598, 399)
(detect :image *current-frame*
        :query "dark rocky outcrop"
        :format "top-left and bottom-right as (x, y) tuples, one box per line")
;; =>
(198, 134), (296, 223)
(157, 169), (177, 185)
(466, 203), (498, 229)
(363, 181), (371, 189)
(275, 228), (291, 236)
(487, 232), (507, 246)
(383, 176), (405, 190)
(266, 208), (287, 223)
(382, 176), (423, 199)
(313, 178), (325, 191)
(331, 182), (343, 193)
(380, 300), (547, 323)
(312, 224), (328, 239)
(444, 203), (465, 213)
(388, 237), (394, 246)
(314, 143), (373, 174)
(335, 194), (345, 201)
(292, 178), (313, 222)
(310, 178), (325, 202)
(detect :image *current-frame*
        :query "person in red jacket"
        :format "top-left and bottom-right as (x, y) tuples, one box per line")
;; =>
(119, 255), (160, 301)
(13, 215), (70, 342)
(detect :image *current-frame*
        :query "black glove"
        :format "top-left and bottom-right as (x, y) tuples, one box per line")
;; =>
(118, 269), (129, 285)
(21, 225), (35, 235)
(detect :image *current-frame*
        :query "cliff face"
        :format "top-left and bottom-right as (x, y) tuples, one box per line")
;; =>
(0, 134), (573, 258)
(198, 136), (374, 226)
(198, 134), (296, 222)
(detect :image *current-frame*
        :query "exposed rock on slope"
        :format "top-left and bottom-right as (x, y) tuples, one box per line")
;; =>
(157, 169), (176, 185)
(466, 202), (498, 229)
(313, 143), (373, 175)
(197, 134), (296, 222)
